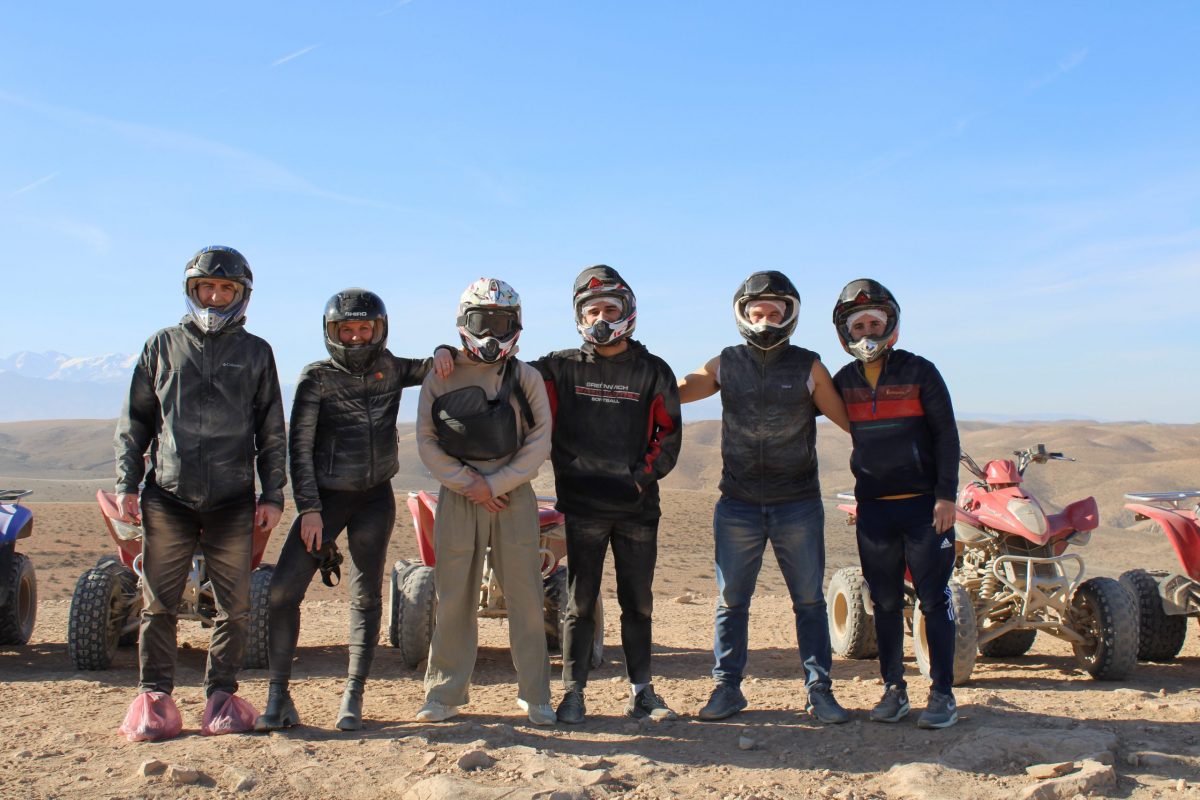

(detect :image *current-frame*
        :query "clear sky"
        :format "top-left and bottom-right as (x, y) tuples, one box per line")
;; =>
(2, 2), (1197, 422)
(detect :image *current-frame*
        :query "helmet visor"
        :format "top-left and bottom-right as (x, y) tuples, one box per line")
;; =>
(459, 308), (520, 339)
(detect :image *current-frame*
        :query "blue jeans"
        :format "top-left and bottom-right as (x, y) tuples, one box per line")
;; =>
(712, 496), (832, 690)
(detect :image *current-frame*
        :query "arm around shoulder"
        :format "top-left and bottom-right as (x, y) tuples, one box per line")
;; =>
(811, 360), (850, 433)
(677, 354), (720, 404)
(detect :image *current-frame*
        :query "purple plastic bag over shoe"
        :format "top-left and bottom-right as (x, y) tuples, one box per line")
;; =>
(201, 691), (259, 736)
(119, 691), (183, 742)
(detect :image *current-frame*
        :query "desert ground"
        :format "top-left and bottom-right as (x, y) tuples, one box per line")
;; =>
(1, 419), (1199, 799)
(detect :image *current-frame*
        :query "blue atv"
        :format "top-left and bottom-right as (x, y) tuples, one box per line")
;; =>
(0, 489), (37, 645)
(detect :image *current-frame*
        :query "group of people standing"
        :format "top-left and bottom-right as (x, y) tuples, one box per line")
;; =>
(113, 245), (961, 742)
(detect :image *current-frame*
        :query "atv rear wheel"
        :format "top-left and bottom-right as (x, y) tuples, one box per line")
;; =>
(243, 564), (274, 670)
(67, 564), (127, 668)
(1119, 569), (1187, 661)
(0, 553), (36, 645)
(913, 580), (977, 686)
(394, 564), (436, 668)
(389, 560), (425, 648)
(978, 628), (1037, 658)
(1070, 576), (1138, 680)
(827, 567), (877, 659)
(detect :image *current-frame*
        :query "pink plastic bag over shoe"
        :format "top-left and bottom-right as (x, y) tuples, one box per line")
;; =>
(119, 691), (183, 742)
(201, 691), (259, 736)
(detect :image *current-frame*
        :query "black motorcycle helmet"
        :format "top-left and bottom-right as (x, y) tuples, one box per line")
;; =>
(323, 288), (389, 374)
(733, 270), (800, 350)
(832, 278), (901, 363)
(572, 265), (637, 346)
(183, 246), (253, 333)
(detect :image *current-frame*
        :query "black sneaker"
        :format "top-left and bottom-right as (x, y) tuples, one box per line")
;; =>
(804, 686), (850, 724)
(697, 683), (748, 721)
(917, 690), (958, 729)
(625, 685), (677, 721)
(869, 684), (910, 723)
(556, 688), (586, 725)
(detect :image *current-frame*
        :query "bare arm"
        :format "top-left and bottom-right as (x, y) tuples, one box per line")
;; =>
(677, 355), (720, 404)
(810, 360), (850, 433)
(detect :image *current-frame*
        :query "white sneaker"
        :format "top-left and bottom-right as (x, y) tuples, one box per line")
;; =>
(517, 698), (557, 726)
(415, 700), (459, 722)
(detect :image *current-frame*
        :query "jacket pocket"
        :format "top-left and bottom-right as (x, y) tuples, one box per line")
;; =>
(559, 455), (641, 505)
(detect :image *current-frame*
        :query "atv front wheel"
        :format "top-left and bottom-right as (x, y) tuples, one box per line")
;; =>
(67, 564), (126, 668)
(543, 566), (567, 653)
(0, 552), (36, 645)
(243, 564), (274, 670)
(1070, 576), (1138, 680)
(394, 564), (436, 668)
(1119, 569), (1187, 661)
(827, 567), (877, 659)
(913, 579), (977, 686)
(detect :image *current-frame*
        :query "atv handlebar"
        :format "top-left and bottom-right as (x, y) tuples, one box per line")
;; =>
(959, 444), (1075, 479)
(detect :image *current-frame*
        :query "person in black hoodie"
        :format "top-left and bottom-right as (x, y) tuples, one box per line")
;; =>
(830, 278), (961, 729)
(255, 289), (453, 732)
(530, 265), (683, 724)
(678, 271), (852, 725)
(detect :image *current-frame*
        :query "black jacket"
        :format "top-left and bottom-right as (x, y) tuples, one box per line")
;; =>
(832, 349), (959, 502)
(288, 350), (432, 514)
(115, 319), (287, 511)
(530, 340), (682, 520)
(718, 344), (821, 505)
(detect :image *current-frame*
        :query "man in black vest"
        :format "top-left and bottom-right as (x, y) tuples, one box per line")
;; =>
(678, 271), (851, 723)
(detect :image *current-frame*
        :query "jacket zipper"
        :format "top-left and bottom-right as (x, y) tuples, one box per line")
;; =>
(362, 373), (375, 486)
(758, 354), (766, 507)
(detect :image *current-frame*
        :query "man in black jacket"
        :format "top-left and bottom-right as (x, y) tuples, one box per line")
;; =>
(678, 271), (851, 725)
(831, 278), (961, 729)
(255, 289), (454, 733)
(115, 246), (286, 740)
(531, 265), (683, 724)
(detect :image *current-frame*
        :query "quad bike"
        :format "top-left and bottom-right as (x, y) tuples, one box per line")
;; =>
(67, 489), (276, 671)
(0, 489), (37, 645)
(1121, 490), (1200, 661)
(389, 490), (604, 670)
(829, 444), (1138, 681)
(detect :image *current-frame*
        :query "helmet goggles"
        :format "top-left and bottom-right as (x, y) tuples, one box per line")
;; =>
(458, 307), (521, 339)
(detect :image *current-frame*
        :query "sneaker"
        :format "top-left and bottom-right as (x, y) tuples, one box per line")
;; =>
(869, 684), (910, 723)
(556, 688), (586, 725)
(415, 700), (459, 722)
(917, 691), (958, 729)
(517, 698), (556, 726)
(625, 685), (678, 721)
(804, 686), (850, 724)
(697, 684), (748, 721)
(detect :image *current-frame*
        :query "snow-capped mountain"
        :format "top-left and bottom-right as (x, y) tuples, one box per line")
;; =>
(0, 351), (137, 383)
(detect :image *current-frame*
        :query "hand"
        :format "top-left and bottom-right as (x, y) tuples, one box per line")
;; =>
(117, 492), (141, 524)
(933, 499), (956, 534)
(481, 493), (509, 513)
(461, 472), (495, 504)
(299, 511), (323, 552)
(433, 347), (456, 379)
(256, 503), (283, 533)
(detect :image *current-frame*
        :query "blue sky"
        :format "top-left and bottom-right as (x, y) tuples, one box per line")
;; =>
(2, 2), (1197, 422)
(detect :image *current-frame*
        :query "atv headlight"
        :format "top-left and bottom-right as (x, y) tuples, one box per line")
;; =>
(111, 518), (143, 541)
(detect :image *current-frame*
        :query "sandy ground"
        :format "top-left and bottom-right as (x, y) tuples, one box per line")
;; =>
(2, 492), (1199, 800)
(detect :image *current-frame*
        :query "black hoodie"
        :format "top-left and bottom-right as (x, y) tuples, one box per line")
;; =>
(530, 340), (682, 520)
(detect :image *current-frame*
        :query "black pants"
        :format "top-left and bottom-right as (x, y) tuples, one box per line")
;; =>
(138, 485), (256, 696)
(855, 494), (956, 693)
(562, 515), (658, 688)
(267, 482), (395, 684)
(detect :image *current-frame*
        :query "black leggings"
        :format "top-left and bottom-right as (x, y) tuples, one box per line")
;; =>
(267, 482), (395, 684)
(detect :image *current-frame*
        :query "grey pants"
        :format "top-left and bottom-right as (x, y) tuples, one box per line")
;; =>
(424, 482), (550, 707)
(138, 485), (255, 697)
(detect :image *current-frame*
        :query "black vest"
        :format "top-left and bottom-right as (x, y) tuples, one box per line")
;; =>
(718, 344), (820, 505)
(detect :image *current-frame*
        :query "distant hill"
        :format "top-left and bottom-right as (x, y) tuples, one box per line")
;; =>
(3, 418), (1197, 530)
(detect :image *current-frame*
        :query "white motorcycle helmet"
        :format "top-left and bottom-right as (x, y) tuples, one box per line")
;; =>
(456, 278), (522, 363)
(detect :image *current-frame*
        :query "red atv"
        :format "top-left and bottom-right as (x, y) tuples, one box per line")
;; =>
(829, 444), (1137, 682)
(388, 490), (604, 670)
(1121, 491), (1200, 661)
(66, 490), (276, 670)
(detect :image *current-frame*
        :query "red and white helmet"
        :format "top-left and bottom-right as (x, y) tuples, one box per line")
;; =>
(456, 278), (522, 363)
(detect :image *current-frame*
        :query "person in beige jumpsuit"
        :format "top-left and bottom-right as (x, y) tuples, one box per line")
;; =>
(414, 278), (555, 725)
